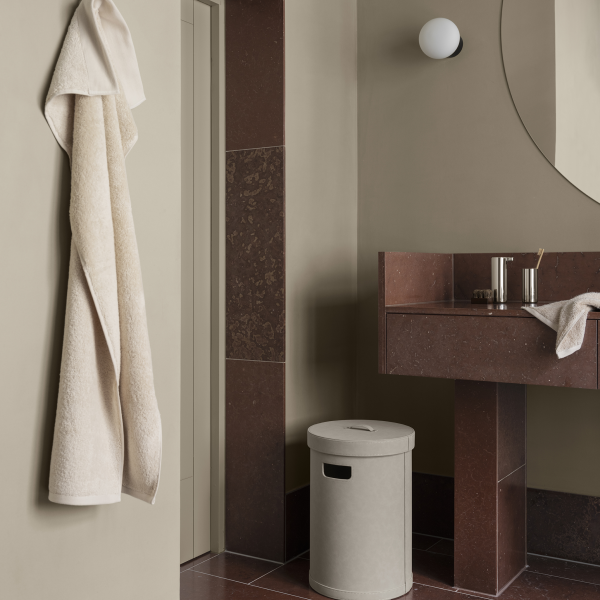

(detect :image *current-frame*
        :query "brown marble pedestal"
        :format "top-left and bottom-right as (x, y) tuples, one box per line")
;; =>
(454, 380), (527, 597)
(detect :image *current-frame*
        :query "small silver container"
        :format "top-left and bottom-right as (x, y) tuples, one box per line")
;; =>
(522, 269), (538, 303)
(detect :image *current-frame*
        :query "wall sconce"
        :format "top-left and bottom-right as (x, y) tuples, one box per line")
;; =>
(419, 18), (463, 59)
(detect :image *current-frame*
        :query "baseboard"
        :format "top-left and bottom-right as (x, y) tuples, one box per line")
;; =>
(283, 474), (600, 567)
(528, 487), (600, 565)
(285, 484), (310, 561)
(414, 473), (600, 567)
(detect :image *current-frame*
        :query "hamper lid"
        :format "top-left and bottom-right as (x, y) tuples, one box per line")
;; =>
(307, 420), (415, 457)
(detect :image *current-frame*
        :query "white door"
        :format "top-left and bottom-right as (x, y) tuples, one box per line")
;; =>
(181, 0), (212, 563)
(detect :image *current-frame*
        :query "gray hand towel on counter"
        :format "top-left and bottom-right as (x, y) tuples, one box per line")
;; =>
(523, 293), (600, 358)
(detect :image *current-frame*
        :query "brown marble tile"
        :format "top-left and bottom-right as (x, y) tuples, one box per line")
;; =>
(181, 569), (289, 600)
(498, 384), (527, 480)
(226, 148), (285, 362)
(528, 487), (600, 565)
(225, 0), (284, 151)
(455, 380), (499, 596)
(285, 485), (310, 561)
(181, 551), (220, 573)
(382, 252), (453, 306)
(498, 466), (527, 590)
(379, 252), (451, 373)
(413, 549), (455, 590)
(386, 314), (597, 389)
(527, 553), (600, 586)
(454, 252), (600, 303)
(192, 552), (278, 584)
(413, 473), (454, 540)
(226, 360), (285, 561)
(408, 586), (469, 599)
(428, 539), (454, 557)
(466, 570), (600, 600)
(414, 533), (441, 551)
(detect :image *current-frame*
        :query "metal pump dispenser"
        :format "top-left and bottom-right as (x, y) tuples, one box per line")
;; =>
(491, 257), (513, 303)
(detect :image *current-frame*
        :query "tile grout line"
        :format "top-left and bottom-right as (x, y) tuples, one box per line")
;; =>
(223, 549), (284, 565)
(226, 145), (284, 153)
(188, 570), (252, 586)
(180, 551), (222, 573)
(248, 563), (286, 585)
(225, 357), (285, 364)
(413, 581), (460, 594)
(249, 582), (311, 600)
(498, 463), (525, 484)
(526, 569), (600, 588)
(191, 569), (310, 600)
(528, 552), (600, 569)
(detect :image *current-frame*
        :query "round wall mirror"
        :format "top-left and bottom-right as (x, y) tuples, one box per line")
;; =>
(502, 0), (600, 203)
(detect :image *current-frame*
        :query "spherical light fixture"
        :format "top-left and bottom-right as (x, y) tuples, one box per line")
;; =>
(419, 18), (463, 59)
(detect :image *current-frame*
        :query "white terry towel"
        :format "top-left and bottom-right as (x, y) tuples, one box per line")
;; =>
(44, 0), (161, 505)
(523, 293), (600, 359)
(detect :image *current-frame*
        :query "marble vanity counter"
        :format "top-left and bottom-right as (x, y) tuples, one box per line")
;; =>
(385, 300), (600, 319)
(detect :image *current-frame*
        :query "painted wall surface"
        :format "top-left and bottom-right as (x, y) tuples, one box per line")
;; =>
(0, 1), (181, 598)
(285, 0), (358, 491)
(357, 0), (600, 496)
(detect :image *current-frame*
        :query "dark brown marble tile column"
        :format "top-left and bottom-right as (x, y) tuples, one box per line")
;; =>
(226, 0), (284, 151)
(455, 380), (527, 596)
(225, 0), (286, 563)
(225, 360), (285, 561)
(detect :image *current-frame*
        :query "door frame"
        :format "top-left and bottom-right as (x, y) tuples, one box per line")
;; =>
(183, 0), (225, 555)
(201, 0), (225, 555)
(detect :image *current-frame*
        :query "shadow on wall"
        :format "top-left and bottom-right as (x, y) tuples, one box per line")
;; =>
(286, 291), (357, 491)
(357, 288), (455, 478)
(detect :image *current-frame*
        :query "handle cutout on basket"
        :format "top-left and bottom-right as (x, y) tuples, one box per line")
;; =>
(323, 463), (352, 480)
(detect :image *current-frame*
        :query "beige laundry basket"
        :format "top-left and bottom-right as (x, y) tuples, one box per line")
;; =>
(308, 420), (415, 600)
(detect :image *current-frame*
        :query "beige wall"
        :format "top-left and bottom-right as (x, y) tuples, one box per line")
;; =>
(285, 0), (358, 491)
(357, 0), (600, 496)
(0, 1), (181, 598)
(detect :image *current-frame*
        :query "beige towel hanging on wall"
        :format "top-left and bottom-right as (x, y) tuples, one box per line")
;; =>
(44, 0), (161, 505)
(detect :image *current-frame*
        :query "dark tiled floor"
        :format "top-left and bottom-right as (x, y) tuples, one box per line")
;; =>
(181, 538), (600, 599)
(180, 551), (219, 573)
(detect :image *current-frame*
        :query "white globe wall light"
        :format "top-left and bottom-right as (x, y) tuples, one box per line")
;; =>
(419, 18), (463, 59)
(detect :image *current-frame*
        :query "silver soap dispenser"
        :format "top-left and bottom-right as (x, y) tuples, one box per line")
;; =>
(491, 256), (513, 303)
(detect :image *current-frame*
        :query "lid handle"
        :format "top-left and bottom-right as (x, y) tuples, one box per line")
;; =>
(346, 424), (375, 432)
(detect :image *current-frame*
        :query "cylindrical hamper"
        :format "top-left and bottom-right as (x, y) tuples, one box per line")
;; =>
(308, 420), (415, 600)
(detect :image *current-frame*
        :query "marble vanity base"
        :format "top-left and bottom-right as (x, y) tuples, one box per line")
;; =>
(454, 380), (527, 597)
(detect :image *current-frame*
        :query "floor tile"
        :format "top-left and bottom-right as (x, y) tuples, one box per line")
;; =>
(181, 570), (292, 600)
(413, 549), (455, 591)
(527, 554), (600, 586)
(463, 571), (600, 599)
(413, 534), (441, 551)
(427, 539), (454, 557)
(409, 584), (470, 599)
(251, 558), (325, 599)
(253, 558), (462, 600)
(180, 551), (219, 573)
(192, 552), (280, 584)
(300, 550), (310, 560)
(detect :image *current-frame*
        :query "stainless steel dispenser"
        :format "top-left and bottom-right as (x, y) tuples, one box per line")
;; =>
(491, 257), (513, 303)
